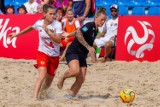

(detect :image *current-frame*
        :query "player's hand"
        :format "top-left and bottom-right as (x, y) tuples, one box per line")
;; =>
(8, 33), (17, 39)
(43, 25), (54, 36)
(62, 32), (69, 38)
(78, 16), (85, 22)
(88, 46), (97, 63)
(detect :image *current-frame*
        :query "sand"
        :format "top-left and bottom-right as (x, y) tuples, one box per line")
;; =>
(0, 57), (160, 107)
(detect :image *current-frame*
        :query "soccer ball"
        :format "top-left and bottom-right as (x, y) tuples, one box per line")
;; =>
(120, 89), (135, 103)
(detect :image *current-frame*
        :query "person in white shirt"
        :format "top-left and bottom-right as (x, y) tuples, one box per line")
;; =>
(24, 0), (39, 14)
(9, 4), (62, 100)
(94, 4), (119, 62)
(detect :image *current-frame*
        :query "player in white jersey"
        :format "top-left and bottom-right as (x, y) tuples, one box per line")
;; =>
(9, 4), (62, 100)
(94, 4), (119, 62)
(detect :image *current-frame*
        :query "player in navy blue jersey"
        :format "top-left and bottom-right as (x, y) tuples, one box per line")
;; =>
(57, 7), (107, 98)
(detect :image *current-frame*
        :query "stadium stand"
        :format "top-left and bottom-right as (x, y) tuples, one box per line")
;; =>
(96, 0), (117, 7)
(131, 6), (145, 15)
(5, 0), (14, 6)
(118, 6), (128, 15)
(14, 0), (28, 6)
(147, 0), (160, 6)
(117, 0), (135, 7)
(148, 6), (160, 15)
(133, 0), (147, 6)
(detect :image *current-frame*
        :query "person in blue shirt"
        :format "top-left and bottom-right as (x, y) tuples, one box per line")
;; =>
(67, 0), (91, 23)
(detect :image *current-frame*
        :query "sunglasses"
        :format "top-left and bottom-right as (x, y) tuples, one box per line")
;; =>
(111, 10), (117, 12)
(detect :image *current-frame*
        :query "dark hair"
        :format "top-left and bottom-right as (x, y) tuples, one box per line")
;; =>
(56, 7), (65, 15)
(5, 4), (15, 14)
(17, 4), (27, 13)
(43, 4), (55, 13)
(95, 7), (107, 17)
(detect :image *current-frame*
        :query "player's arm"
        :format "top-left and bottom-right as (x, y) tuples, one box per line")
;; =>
(83, 0), (91, 17)
(75, 30), (96, 63)
(48, 32), (62, 44)
(44, 27), (62, 44)
(75, 30), (91, 49)
(67, 0), (73, 12)
(78, 0), (91, 22)
(62, 30), (76, 38)
(44, 25), (62, 44)
(9, 26), (34, 38)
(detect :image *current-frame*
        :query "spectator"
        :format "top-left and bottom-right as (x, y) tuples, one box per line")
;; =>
(59, 9), (81, 61)
(36, 0), (54, 5)
(56, 8), (65, 21)
(94, 4), (119, 62)
(52, 0), (69, 12)
(67, 0), (91, 23)
(5, 4), (15, 14)
(24, 0), (39, 14)
(36, 4), (44, 14)
(17, 5), (27, 14)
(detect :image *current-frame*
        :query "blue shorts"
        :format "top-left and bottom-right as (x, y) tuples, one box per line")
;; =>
(66, 53), (87, 67)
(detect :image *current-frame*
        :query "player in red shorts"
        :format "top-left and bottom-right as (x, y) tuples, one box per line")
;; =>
(9, 4), (62, 100)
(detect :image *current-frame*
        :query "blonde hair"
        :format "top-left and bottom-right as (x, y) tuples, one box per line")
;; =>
(95, 7), (107, 18)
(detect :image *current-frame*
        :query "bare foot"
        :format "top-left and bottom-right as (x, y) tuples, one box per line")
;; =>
(57, 76), (65, 89)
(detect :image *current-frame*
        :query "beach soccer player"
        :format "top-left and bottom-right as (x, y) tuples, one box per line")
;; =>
(57, 7), (107, 98)
(9, 4), (63, 100)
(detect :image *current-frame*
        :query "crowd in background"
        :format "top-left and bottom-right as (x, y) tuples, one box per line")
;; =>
(0, 0), (119, 62)
(0, 0), (93, 17)
(0, 0), (97, 59)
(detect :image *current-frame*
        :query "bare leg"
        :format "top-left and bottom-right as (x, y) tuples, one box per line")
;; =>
(101, 41), (113, 63)
(42, 74), (54, 90)
(57, 60), (80, 89)
(33, 67), (47, 100)
(68, 67), (87, 96)
(39, 74), (54, 99)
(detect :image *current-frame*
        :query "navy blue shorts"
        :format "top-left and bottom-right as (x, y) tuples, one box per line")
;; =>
(66, 54), (87, 67)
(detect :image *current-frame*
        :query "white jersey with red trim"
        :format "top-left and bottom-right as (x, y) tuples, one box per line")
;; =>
(32, 19), (62, 56)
